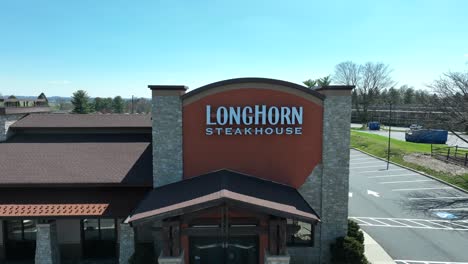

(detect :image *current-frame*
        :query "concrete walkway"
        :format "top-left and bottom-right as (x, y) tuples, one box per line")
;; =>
(363, 231), (395, 264)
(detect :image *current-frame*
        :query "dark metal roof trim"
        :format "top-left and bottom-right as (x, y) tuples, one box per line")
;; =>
(182, 77), (326, 100)
(314, 85), (355, 91)
(148, 85), (188, 91)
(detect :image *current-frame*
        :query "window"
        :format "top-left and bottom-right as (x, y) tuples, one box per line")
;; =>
(4, 220), (37, 261)
(6, 220), (37, 241)
(82, 218), (116, 241)
(81, 218), (117, 258)
(286, 219), (314, 247)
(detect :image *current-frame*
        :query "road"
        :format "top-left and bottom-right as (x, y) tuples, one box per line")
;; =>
(351, 123), (468, 148)
(349, 149), (468, 263)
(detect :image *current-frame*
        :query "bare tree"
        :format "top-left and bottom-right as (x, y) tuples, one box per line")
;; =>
(400, 70), (468, 219)
(404, 192), (468, 220)
(334, 61), (361, 86)
(429, 70), (468, 142)
(334, 61), (395, 123)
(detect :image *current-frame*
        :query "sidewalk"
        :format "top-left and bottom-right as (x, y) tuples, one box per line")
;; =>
(363, 231), (395, 264)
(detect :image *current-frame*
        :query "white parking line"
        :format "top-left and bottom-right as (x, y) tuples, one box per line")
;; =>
(392, 187), (453, 192)
(429, 208), (468, 211)
(405, 219), (432, 228)
(426, 221), (455, 229)
(442, 221), (468, 229)
(358, 168), (408, 173)
(351, 159), (376, 163)
(351, 157), (376, 161)
(368, 174), (417, 178)
(379, 179), (433, 184)
(352, 160), (386, 165)
(348, 217), (468, 231)
(369, 218), (391, 226)
(351, 165), (398, 169)
(408, 197), (468, 200)
(387, 218), (411, 227)
(395, 260), (468, 264)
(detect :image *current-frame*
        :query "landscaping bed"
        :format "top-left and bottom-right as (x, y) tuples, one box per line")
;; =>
(350, 130), (468, 191)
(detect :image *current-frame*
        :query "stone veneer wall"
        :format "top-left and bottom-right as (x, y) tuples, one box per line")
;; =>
(292, 165), (322, 263)
(35, 222), (61, 264)
(151, 94), (183, 187)
(0, 220), (4, 261)
(0, 114), (25, 142)
(118, 222), (135, 264)
(150, 88), (185, 260)
(295, 92), (351, 263)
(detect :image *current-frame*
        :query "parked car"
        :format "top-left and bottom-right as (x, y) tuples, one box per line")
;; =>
(409, 124), (422, 130)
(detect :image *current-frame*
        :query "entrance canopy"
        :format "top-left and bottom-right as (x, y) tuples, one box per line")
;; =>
(126, 169), (320, 224)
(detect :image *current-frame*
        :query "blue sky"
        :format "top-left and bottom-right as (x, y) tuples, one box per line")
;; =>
(0, 0), (467, 98)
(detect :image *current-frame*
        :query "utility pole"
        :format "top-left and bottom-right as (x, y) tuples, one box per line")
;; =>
(131, 95), (134, 114)
(387, 103), (392, 170)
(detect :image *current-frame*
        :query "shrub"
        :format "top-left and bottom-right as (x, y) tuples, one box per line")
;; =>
(330, 220), (369, 264)
(348, 219), (364, 244)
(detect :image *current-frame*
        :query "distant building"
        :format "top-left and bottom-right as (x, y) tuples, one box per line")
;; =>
(0, 93), (51, 141)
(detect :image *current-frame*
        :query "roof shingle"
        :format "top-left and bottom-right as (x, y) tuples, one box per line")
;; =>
(0, 142), (152, 186)
(11, 114), (151, 129)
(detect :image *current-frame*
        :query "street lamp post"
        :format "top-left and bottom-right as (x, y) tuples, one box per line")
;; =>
(387, 103), (392, 170)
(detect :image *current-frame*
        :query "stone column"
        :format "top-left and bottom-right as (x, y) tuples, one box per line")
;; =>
(0, 220), (5, 262)
(118, 222), (135, 264)
(35, 221), (60, 264)
(149, 85), (187, 188)
(317, 87), (353, 262)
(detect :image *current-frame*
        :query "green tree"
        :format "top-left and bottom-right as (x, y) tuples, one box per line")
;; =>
(303, 79), (317, 88)
(303, 75), (332, 88)
(93, 97), (113, 113)
(112, 96), (125, 113)
(93, 97), (104, 112)
(317, 75), (332, 86)
(71, 90), (92, 114)
(387, 87), (401, 104)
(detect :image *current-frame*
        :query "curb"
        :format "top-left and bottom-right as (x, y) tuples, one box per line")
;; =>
(362, 230), (395, 264)
(351, 147), (468, 195)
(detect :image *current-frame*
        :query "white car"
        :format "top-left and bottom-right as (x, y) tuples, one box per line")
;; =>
(409, 124), (422, 130)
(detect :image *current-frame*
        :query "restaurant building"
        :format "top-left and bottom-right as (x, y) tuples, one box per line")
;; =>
(0, 78), (352, 264)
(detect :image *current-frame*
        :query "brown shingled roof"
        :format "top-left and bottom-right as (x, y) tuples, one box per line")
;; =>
(11, 114), (151, 128)
(0, 142), (152, 186)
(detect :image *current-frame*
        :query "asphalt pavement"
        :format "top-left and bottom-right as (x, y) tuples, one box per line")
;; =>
(351, 123), (468, 147)
(349, 149), (468, 264)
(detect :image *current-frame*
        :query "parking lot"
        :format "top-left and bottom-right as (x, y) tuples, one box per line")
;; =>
(349, 149), (468, 263)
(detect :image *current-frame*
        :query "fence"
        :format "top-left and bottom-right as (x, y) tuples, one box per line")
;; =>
(431, 145), (468, 167)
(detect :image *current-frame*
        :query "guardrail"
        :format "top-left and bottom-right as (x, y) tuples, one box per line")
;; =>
(431, 144), (468, 167)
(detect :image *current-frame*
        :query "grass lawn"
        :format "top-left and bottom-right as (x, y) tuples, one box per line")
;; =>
(350, 130), (468, 191)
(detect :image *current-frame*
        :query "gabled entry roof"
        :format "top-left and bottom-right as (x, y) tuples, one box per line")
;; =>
(126, 169), (320, 224)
